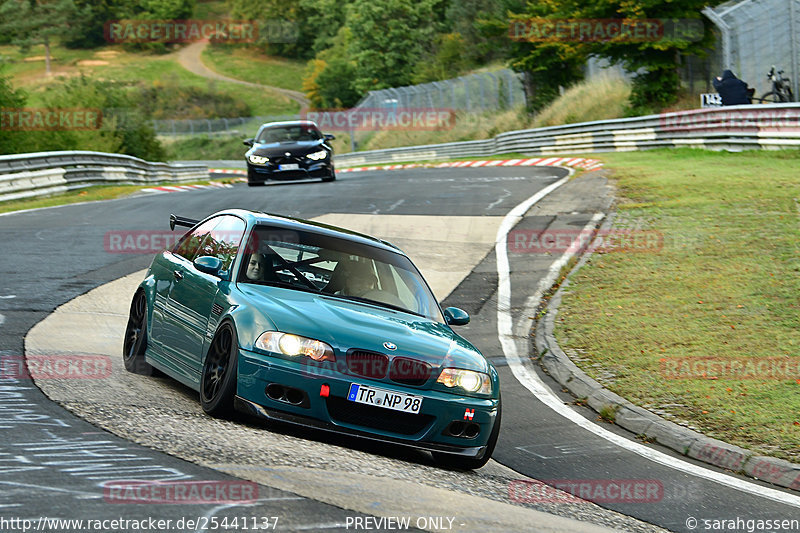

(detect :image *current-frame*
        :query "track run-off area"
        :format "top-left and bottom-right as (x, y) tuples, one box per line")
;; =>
(1, 165), (798, 532)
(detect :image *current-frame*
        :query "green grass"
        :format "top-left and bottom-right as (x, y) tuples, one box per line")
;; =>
(1, 44), (299, 115)
(532, 72), (631, 128)
(163, 135), (249, 161)
(556, 149), (800, 462)
(201, 45), (306, 92)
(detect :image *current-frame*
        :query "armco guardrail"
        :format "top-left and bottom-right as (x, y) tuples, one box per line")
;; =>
(0, 151), (209, 202)
(334, 104), (800, 167)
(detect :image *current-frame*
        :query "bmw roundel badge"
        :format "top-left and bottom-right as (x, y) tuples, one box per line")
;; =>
(383, 341), (397, 351)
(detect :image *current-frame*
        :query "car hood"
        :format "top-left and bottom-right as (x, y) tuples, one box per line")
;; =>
(238, 284), (488, 373)
(249, 140), (325, 157)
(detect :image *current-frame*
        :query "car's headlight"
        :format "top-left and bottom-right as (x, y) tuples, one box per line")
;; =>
(306, 150), (327, 161)
(249, 155), (270, 164)
(255, 331), (335, 362)
(437, 368), (492, 394)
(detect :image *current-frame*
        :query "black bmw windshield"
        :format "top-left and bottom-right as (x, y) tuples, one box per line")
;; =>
(257, 125), (322, 143)
(238, 224), (444, 323)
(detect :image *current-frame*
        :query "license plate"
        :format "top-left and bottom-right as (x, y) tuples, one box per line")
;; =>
(347, 384), (423, 414)
(279, 163), (299, 170)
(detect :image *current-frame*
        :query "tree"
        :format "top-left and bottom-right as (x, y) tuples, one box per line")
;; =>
(112, 0), (195, 53)
(411, 33), (471, 84)
(65, 0), (123, 49)
(0, 0), (83, 75)
(566, 0), (717, 112)
(228, 0), (323, 59)
(344, 0), (439, 93)
(504, 3), (588, 111)
(0, 70), (30, 154)
(506, 0), (719, 112)
(303, 27), (361, 109)
(444, 0), (517, 65)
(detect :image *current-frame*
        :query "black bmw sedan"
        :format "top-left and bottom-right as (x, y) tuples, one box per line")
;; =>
(244, 121), (336, 185)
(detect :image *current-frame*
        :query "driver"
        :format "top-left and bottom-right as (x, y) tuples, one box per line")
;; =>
(245, 253), (271, 281)
(338, 259), (377, 297)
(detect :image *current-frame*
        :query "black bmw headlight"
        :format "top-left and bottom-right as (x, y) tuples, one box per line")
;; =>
(248, 155), (270, 165)
(306, 150), (328, 161)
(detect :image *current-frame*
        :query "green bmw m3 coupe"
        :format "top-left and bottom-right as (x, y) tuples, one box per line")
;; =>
(124, 209), (501, 469)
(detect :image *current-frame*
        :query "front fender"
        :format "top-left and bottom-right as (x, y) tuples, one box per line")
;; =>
(223, 301), (278, 353)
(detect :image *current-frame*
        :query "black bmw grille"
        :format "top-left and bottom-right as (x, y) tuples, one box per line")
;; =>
(325, 396), (434, 435)
(273, 155), (303, 166)
(389, 357), (432, 386)
(347, 350), (388, 379)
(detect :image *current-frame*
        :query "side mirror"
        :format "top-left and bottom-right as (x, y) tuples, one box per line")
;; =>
(243, 138), (254, 147)
(443, 307), (470, 326)
(194, 256), (223, 276)
(324, 133), (336, 141)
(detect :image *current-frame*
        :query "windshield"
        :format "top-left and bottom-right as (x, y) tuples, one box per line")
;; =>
(238, 224), (444, 323)
(257, 125), (322, 143)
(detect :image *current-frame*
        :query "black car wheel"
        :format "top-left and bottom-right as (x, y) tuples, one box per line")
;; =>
(247, 168), (265, 186)
(123, 291), (154, 376)
(433, 396), (501, 470)
(200, 321), (238, 417)
(321, 169), (336, 182)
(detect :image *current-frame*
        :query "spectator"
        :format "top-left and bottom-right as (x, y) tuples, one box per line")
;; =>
(713, 70), (752, 105)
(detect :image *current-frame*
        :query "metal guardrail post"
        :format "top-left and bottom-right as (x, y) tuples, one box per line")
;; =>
(333, 104), (800, 168)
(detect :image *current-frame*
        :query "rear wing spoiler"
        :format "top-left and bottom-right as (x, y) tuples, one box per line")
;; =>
(170, 214), (199, 231)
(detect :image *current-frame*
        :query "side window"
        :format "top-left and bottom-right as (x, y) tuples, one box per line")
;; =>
(206, 216), (246, 270)
(173, 218), (220, 261)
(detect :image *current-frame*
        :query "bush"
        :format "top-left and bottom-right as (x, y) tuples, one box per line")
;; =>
(2, 74), (166, 161)
(0, 71), (30, 154)
(137, 78), (252, 119)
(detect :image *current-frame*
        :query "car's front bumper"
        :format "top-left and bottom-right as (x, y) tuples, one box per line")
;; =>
(247, 160), (332, 183)
(235, 348), (499, 458)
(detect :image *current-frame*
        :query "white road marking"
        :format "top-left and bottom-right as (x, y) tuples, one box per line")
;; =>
(292, 523), (349, 530)
(486, 189), (511, 211)
(0, 295), (16, 299)
(0, 480), (99, 499)
(495, 172), (800, 508)
(193, 499), (304, 533)
(373, 199), (405, 215)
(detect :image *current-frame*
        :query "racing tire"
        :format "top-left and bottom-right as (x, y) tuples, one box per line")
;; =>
(200, 321), (239, 418)
(247, 168), (265, 186)
(123, 291), (155, 376)
(321, 170), (336, 182)
(432, 396), (501, 470)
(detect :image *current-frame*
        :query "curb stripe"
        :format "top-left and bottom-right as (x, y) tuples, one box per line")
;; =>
(336, 158), (605, 174)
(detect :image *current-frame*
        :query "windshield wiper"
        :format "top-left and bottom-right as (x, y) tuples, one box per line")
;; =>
(338, 295), (424, 318)
(247, 279), (322, 294)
